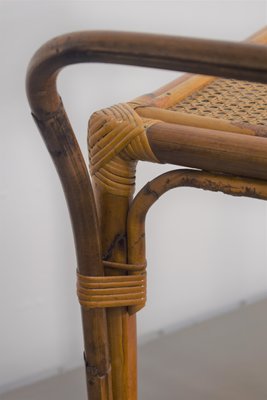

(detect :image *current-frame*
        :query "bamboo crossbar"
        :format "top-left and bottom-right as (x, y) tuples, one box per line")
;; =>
(146, 122), (267, 181)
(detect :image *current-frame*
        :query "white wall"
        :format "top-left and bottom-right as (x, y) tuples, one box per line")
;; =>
(1, 0), (267, 393)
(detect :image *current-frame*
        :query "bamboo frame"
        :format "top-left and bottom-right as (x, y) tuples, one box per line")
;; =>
(26, 28), (267, 400)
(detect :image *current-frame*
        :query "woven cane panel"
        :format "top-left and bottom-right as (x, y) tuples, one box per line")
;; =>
(169, 79), (267, 126)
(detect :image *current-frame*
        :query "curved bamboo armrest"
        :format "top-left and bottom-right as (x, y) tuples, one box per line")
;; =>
(27, 31), (267, 118)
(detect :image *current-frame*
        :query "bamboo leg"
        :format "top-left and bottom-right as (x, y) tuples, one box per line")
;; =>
(31, 109), (113, 400)
(93, 188), (137, 400)
(81, 309), (113, 399)
(87, 101), (156, 399)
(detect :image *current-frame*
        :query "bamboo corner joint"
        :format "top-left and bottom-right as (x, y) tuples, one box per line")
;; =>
(84, 98), (267, 314)
(79, 102), (159, 315)
(88, 103), (158, 197)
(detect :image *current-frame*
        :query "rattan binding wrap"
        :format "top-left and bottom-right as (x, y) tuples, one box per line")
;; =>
(88, 103), (158, 196)
(169, 78), (267, 126)
(77, 271), (146, 310)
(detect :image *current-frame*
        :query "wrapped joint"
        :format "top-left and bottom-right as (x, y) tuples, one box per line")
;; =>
(88, 103), (158, 196)
(77, 271), (147, 312)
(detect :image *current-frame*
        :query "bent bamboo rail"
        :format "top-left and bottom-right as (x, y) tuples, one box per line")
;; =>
(26, 30), (267, 400)
(127, 169), (267, 269)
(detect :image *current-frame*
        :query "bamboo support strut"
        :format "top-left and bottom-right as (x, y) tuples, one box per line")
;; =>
(127, 169), (267, 266)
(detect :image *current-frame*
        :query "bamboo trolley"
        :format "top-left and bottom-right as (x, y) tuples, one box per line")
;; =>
(26, 27), (267, 399)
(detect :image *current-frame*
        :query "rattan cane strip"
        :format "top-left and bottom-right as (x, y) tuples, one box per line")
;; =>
(169, 78), (267, 126)
(103, 260), (147, 271)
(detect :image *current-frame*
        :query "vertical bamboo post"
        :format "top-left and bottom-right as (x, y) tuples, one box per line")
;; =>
(88, 104), (141, 399)
(88, 101), (160, 398)
(93, 188), (138, 399)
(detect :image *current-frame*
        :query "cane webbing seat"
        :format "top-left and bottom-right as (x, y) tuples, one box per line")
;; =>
(169, 78), (267, 127)
(132, 75), (267, 137)
(131, 28), (267, 140)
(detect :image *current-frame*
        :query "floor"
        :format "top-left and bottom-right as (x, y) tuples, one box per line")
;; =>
(2, 298), (267, 399)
